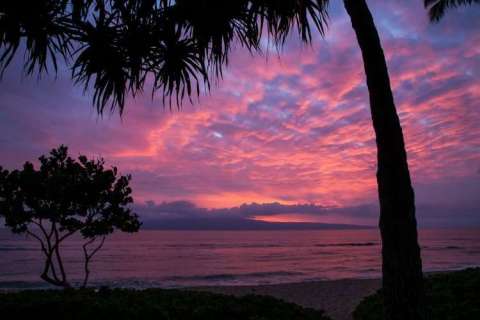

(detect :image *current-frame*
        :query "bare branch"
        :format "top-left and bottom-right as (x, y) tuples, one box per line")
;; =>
(26, 228), (61, 285)
(88, 236), (106, 260)
(58, 230), (78, 243)
(25, 230), (47, 255)
(82, 236), (106, 288)
(31, 220), (64, 284)
(53, 222), (69, 287)
(28, 221), (77, 288)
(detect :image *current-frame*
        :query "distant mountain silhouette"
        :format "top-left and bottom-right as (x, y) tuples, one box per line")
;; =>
(141, 217), (373, 230)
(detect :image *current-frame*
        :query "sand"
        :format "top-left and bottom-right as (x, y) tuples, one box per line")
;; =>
(192, 278), (381, 320)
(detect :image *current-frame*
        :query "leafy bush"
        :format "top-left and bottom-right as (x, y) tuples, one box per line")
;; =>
(354, 268), (480, 320)
(0, 288), (331, 320)
(0, 146), (140, 288)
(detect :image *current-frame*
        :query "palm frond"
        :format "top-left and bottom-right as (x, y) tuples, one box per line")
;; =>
(169, 0), (260, 77)
(249, 0), (329, 45)
(425, 0), (479, 21)
(0, 1), (72, 77)
(72, 12), (128, 114)
(0, 0), (331, 114)
(150, 22), (209, 109)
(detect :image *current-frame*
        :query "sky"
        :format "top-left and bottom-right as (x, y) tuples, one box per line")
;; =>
(0, 0), (479, 228)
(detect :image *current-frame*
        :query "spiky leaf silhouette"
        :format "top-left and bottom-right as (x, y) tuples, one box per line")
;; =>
(424, 0), (479, 21)
(0, 0), (329, 113)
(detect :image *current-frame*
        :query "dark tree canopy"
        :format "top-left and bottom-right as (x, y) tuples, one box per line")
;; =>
(424, 0), (480, 21)
(0, 145), (141, 287)
(2, 0), (470, 112)
(0, 0), (329, 113)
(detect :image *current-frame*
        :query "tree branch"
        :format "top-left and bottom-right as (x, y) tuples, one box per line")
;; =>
(53, 222), (69, 287)
(82, 236), (106, 288)
(26, 228), (60, 286)
(25, 230), (47, 256)
(30, 220), (62, 285)
(30, 219), (78, 288)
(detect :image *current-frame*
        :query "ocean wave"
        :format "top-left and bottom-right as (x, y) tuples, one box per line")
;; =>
(164, 271), (304, 282)
(165, 243), (284, 249)
(314, 242), (378, 247)
(0, 247), (36, 252)
(0, 281), (49, 290)
(422, 245), (466, 250)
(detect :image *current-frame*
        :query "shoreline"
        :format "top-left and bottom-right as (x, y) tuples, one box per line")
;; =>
(1, 277), (381, 320)
(191, 278), (381, 320)
(189, 269), (469, 320)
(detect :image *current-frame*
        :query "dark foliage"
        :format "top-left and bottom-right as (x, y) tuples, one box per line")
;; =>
(353, 268), (480, 320)
(1, 1), (474, 112)
(424, 0), (480, 21)
(0, 0), (329, 113)
(0, 288), (331, 320)
(0, 145), (141, 288)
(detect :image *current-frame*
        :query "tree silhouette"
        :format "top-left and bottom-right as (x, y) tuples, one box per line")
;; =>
(0, 1), (432, 318)
(0, 146), (141, 288)
(425, 0), (479, 21)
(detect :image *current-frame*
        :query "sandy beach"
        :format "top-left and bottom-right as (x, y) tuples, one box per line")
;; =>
(193, 278), (381, 320)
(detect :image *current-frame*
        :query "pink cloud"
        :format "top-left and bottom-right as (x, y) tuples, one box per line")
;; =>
(0, 0), (478, 225)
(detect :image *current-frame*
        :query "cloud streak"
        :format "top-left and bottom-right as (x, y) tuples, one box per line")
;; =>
(0, 0), (478, 227)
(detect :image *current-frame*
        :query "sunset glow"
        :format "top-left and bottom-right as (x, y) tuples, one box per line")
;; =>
(0, 0), (478, 227)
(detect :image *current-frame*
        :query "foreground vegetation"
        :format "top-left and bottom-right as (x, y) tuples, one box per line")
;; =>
(1, 268), (477, 320)
(0, 287), (330, 320)
(354, 268), (480, 320)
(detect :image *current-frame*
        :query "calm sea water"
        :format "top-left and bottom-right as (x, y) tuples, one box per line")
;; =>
(0, 228), (479, 289)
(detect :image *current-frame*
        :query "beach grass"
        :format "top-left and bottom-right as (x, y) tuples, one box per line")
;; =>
(353, 268), (480, 320)
(0, 287), (331, 320)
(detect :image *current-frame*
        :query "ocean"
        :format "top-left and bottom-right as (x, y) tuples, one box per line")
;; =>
(0, 228), (479, 289)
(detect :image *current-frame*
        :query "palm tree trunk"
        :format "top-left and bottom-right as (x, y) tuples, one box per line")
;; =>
(343, 1), (427, 319)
